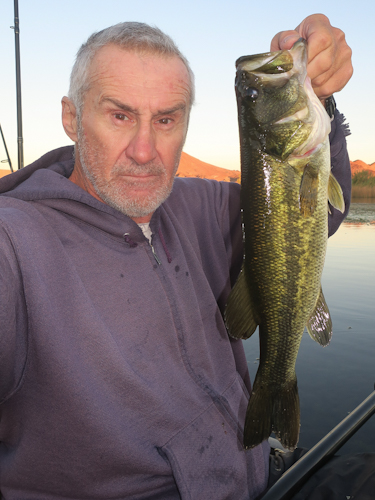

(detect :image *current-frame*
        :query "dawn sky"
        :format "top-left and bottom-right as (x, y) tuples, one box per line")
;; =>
(0, 0), (373, 170)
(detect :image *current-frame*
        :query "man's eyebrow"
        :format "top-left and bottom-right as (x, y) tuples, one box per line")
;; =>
(100, 97), (186, 116)
(156, 103), (187, 115)
(100, 97), (137, 114)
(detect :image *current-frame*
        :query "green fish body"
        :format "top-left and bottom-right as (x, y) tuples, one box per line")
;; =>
(225, 39), (344, 450)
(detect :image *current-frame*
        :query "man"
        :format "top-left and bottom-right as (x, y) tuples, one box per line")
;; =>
(0, 14), (352, 500)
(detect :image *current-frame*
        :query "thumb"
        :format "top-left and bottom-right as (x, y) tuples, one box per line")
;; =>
(270, 30), (300, 51)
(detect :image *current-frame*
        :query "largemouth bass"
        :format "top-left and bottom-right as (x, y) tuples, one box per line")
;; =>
(225, 39), (345, 450)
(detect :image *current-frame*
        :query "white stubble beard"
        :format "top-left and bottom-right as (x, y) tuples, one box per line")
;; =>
(76, 123), (182, 219)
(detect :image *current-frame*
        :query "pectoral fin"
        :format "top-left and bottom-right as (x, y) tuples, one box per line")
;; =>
(328, 172), (345, 213)
(299, 163), (319, 217)
(224, 265), (259, 339)
(306, 287), (332, 346)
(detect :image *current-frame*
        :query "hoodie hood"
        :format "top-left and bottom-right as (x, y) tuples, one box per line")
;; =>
(0, 146), (75, 196)
(0, 145), (161, 244)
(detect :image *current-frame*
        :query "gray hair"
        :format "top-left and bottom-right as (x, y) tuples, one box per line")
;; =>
(68, 21), (195, 119)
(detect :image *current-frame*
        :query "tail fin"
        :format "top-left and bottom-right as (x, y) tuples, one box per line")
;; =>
(243, 374), (300, 451)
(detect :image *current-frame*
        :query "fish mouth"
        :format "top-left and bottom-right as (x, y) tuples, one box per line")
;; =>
(234, 39), (308, 125)
(235, 38), (306, 76)
(235, 39), (331, 158)
(236, 53), (276, 71)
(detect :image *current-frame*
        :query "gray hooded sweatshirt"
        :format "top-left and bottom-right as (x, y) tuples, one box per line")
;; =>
(0, 113), (351, 500)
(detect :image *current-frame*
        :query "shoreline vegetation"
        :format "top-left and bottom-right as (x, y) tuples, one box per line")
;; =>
(351, 170), (375, 200)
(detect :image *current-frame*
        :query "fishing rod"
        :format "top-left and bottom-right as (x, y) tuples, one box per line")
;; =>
(260, 386), (375, 500)
(11, 0), (24, 169)
(0, 123), (14, 172)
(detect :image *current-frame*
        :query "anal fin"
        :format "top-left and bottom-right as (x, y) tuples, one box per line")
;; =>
(306, 286), (332, 346)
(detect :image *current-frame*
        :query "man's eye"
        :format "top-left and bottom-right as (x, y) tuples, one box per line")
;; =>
(114, 113), (128, 121)
(158, 118), (172, 125)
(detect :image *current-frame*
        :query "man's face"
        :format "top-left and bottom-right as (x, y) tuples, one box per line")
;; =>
(65, 45), (191, 222)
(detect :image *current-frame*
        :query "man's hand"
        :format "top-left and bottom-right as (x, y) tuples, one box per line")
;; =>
(270, 14), (353, 100)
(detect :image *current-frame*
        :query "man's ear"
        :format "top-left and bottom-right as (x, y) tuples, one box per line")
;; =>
(62, 97), (78, 142)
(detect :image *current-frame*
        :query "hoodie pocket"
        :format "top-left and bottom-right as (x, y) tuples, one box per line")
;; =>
(160, 373), (269, 500)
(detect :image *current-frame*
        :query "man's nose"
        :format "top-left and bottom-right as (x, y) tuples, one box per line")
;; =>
(125, 123), (157, 165)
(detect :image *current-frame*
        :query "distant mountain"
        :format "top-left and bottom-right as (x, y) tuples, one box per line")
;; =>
(179, 156), (375, 181)
(177, 152), (240, 182)
(350, 160), (375, 176)
(177, 154), (375, 182)
(0, 168), (11, 178)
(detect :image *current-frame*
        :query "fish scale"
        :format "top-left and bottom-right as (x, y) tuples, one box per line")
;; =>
(224, 39), (345, 450)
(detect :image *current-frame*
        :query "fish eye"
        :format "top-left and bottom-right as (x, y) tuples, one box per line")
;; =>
(243, 87), (259, 101)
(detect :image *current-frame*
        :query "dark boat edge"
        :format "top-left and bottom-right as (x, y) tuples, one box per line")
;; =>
(260, 387), (375, 500)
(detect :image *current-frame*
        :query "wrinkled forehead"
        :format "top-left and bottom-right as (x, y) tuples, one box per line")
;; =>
(87, 44), (192, 104)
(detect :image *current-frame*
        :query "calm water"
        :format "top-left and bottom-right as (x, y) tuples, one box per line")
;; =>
(242, 202), (375, 454)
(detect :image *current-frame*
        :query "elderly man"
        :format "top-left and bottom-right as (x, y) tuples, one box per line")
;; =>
(0, 14), (352, 500)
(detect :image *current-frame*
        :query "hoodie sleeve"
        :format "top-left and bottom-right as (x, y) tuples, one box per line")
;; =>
(328, 110), (352, 237)
(0, 221), (28, 402)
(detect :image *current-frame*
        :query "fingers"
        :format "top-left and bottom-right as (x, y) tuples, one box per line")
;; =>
(270, 30), (300, 51)
(270, 14), (353, 100)
(295, 14), (353, 99)
(307, 29), (352, 99)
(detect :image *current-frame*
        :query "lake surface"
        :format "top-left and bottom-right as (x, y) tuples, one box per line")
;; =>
(242, 202), (375, 454)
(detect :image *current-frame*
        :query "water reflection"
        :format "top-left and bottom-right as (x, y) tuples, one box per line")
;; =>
(345, 202), (375, 224)
(242, 202), (375, 454)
